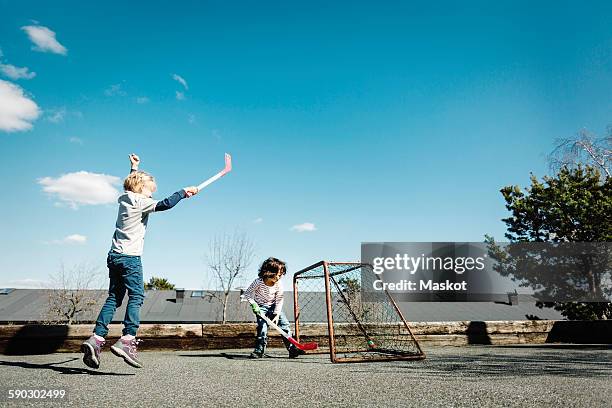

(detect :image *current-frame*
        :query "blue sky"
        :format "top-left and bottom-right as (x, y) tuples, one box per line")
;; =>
(0, 1), (611, 289)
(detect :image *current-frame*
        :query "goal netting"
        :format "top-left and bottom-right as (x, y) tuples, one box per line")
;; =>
(293, 261), (425, 363)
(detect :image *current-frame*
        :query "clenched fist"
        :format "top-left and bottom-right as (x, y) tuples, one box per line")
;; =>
(129, 153), (140, 169)
(183, 186), (199, 198)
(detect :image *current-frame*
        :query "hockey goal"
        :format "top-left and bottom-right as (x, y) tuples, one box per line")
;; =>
(293, 261), (425, 363)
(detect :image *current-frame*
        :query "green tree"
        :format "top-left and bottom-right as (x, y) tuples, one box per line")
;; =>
(145, 277), (176, 290)
(487, 165), (611, 320)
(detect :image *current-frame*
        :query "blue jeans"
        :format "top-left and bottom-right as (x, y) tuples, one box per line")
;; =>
(254, 305), (293, 353)
(94, 252), (145, 337)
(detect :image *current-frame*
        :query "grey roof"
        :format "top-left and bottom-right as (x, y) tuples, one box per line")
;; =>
(0, 289), (565, 323)
(0, 289), (253, 324)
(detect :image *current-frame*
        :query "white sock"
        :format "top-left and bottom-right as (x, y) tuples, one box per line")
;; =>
(93, 334), (105, 341)
(121, 334), (135, 341)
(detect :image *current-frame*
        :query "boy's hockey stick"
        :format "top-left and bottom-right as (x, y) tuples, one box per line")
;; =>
(242, 297), (318, 351)
(197, 153), (232, 191)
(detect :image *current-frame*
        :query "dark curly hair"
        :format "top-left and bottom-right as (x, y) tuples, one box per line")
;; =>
(258, 257), (287, 280)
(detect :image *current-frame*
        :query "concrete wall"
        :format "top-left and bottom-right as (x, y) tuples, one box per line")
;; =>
(0, 320), (609, 355)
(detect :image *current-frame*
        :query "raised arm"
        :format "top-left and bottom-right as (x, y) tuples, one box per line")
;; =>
(129, 153), (140, 174)
(151, 186), (199, 212)
(154, 190), (186, 212)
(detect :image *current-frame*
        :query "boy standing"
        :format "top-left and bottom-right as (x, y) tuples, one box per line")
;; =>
(81, 154), (198, 369)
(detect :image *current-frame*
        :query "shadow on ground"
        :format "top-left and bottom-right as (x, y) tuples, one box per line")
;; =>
(495, 344), (611, 350)
(0, 357), (135, 376)
(178, 352), (330, 364)
(349, 348), (612, 379)
(178, 352), (252, 360)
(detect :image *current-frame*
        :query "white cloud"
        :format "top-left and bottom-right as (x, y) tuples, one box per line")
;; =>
(188, 113), (196, 124)
(290, 222), (317, 232)
(104, 83), (126, 97)
(0, 79), (40, 132)
(172, 73), (188, 90)
(0, 49), (36, 80)
(46, 107), (81, 123)
(135, 96), (149, 104)
(0, 63), (36, 80)
(38, 171), (121, 209)
(64, 234), (87, 243)
(69, 137), (83, 145)
(46, 107), (66, 123)
(21, 25), (67, 55)
(253, 217), (263, 224)
(47, 234), (87, 245)
(175, 91), (185, 100)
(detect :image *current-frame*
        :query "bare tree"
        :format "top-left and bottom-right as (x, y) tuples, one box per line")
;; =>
(549, 127), (611, 179)
(204, 230), (255, 324)
(43, 263), (104, 325)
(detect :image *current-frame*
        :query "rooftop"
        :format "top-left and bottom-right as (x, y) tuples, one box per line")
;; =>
(0, 289), (565, 323)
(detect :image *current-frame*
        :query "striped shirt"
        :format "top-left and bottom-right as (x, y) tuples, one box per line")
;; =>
(243, 278), (284, 312)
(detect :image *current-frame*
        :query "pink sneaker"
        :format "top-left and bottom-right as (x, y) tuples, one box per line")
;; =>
(80, 335), (105, 369)
(110, 338), (143, 368)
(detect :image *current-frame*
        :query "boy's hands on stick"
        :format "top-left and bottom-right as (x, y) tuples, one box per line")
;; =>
(242, 296), (261, 315)
(183, 186), (199, 198)
(250, 302), (261, 315)
(129, 153), (140, 170)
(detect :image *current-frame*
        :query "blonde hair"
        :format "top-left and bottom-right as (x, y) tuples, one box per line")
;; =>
(123, 171), (155, 193)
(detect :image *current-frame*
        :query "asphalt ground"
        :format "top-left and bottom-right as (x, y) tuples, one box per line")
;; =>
(0, 345), (610, 407)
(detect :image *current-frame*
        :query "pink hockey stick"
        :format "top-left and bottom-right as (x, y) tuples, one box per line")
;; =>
(256, 309), (318, 351)
(197, 153), (232, 191)
(242, 297), (318, 351)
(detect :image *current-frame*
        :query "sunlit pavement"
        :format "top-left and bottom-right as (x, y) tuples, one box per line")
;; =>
(0, 345), (610, 407)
